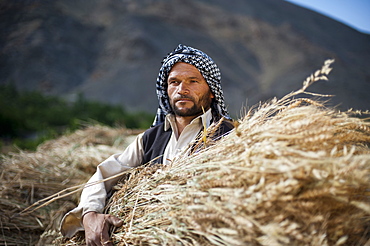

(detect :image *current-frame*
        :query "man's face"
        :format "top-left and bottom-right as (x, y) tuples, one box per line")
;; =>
(167, 62), (214, 117)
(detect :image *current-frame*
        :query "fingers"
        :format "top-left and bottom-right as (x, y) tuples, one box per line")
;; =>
(100, 216), (113, 246)
(99, 215), (122, 246)
(88, 239), (111, 246)
(84, 213), (122, 246)
(107, 214), (123, 227)
(99, 238), (112, 246)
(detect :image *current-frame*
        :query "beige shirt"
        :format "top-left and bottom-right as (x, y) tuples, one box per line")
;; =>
(60, 109), (212, 238)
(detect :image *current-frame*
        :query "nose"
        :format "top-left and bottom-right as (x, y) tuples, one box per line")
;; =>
(177, 82), (189, 95)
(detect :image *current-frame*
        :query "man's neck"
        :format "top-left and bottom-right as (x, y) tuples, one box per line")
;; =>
(174, 115), (199, 136)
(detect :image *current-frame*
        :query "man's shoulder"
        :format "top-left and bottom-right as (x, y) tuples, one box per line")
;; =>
(142, 122), (172, 164)
(143, 122), (167, 136)
(217, 117), (234, 131)
(207, 118), (235, 140)
(142, 123), (172, 148)
(220, 118), (234, 131)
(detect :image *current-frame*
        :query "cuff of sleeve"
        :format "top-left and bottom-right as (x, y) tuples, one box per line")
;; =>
(60, 207), (84, 238)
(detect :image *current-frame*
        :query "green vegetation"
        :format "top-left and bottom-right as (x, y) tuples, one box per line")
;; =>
(0, 84), (153, 151)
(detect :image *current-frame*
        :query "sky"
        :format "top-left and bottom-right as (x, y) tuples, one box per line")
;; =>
(284, 0), (370, 34)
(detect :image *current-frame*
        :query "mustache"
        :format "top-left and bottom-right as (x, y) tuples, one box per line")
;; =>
(173, 95), (195, 102)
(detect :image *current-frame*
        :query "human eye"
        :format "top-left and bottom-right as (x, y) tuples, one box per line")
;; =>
(168, 79), (179, 85)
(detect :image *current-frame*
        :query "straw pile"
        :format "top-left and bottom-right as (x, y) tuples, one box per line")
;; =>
(60, 60), (370, 245)
(0, 125), (138, 245)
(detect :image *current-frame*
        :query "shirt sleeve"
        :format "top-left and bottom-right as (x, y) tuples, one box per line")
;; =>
(60, 132), (145, 238)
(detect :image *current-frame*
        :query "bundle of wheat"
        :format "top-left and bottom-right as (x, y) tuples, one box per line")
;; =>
(0, 125), (136, 245)
(107, 104), (369, 245)
(61, 60), (370, 246)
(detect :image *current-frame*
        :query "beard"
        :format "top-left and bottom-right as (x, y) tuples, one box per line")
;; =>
(170, 91), (213, 117)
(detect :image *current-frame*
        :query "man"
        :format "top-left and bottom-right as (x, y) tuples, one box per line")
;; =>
(60, 44), (233, 245)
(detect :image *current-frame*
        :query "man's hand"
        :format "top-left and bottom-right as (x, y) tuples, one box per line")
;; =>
(82, 211), (123, 246)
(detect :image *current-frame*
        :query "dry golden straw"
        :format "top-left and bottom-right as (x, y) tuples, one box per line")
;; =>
(0, 126), (138, 245)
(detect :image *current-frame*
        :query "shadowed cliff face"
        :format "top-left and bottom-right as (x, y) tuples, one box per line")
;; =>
(1, 0), (370, 115)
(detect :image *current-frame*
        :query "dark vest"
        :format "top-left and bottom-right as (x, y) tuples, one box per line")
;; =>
(142, 119), (234, 165)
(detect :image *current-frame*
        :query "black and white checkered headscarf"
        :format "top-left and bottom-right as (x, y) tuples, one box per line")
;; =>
(152, 44), (230, 126)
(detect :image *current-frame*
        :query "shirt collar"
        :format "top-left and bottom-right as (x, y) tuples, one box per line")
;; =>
(164, 108), (213, 131)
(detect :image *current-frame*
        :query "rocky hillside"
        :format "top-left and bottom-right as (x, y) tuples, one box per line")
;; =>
(1, 0), (370, 116)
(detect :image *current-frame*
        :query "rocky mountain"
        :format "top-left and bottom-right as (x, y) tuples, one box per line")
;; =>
(1, 0), (370, 117)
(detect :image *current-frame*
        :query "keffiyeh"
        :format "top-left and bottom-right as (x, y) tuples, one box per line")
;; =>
(152, 44), (230, 126)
